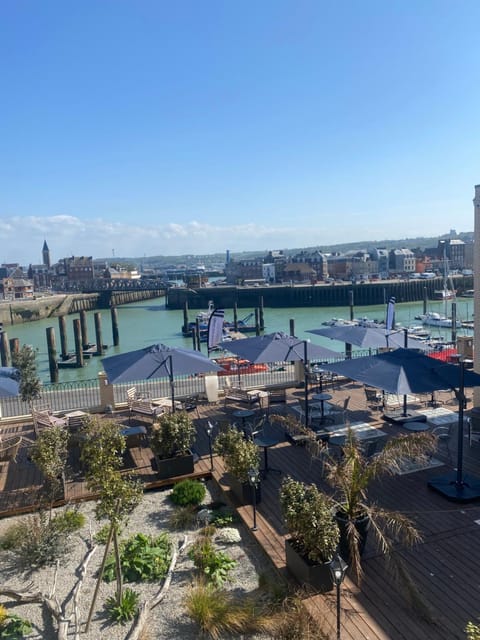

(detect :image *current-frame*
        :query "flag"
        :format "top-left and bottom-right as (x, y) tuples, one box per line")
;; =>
(386, 297), (396, 332)
(207, 308), (225, 352)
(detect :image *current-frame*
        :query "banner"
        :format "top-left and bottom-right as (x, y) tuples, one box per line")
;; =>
(207, 308), (225, 352)
(386, 296), (396, 332)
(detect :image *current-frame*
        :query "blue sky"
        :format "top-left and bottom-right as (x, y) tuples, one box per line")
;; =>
(1, 1), (479, 265)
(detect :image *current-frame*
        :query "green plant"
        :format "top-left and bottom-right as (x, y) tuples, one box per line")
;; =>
(210, 506), (235, 528)
(213, 427), (260, 483)
(168, 505), (197, 530)
(52, 507), (86, 533)
(171, 479), (206, 506)
(324, 430), (435, 580)
(188, 537), (236, 587)
(466, 621), (480, 639)
(104, 533), (172, 583)
(94, 523), (121, 545)
(12, 345), (41, 413)
(150, 411), (196, 459)
(0, 613), (33, 638)
(31, 426), (69, 516)
(279, 476), (339, 564)
(105, 587), (139, 624)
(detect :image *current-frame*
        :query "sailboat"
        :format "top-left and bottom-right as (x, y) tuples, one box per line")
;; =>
(420, 245), (459, 328)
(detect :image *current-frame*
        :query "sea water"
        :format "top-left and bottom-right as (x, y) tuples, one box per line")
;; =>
(2, 296), (474, 383)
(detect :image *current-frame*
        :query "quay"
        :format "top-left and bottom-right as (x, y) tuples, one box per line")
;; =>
(0, 365), (478, 638)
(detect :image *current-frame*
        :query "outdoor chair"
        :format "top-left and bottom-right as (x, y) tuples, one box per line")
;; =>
(0, 435), (22, 464)
(307, 439), (330, 479)
(365, 387), (383, 411)
(32, 408), (68, 436)
(468, 415), (480, 447)
(328, 396), (351, 424)
(431, 425), (452, 462)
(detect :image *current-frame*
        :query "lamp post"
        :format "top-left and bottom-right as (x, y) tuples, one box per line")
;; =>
(247, 467), (260, 531)
(205, 421), (214, 472)
(329, 553), (348, 640)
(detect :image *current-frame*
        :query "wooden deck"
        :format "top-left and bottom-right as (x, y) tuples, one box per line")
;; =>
(1, 382), (479, 639)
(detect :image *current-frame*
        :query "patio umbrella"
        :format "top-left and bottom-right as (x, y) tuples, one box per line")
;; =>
(102, 344), (222, 410)
(218, 332), (340, 426)
(0, 367), (20, 397)
(321, 348), (480, 502)
(307, 325), (429, 351)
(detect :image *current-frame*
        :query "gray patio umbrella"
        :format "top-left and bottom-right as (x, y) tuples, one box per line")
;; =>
(307, 325), (429, 351)
(0, 367), (20, 397)
(218, 332), (340, 426)
(102, 344), (222, 410)
(321, 348), (480, 502)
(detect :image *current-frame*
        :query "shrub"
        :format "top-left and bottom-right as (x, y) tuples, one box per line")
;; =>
(170, 479), (206, 506)
(150, 411), (196, 459)
(213, 428), (260, 483)
(94, 523), (118, 545)
(188, 537), (236, 587)
(168, 505), (197, 531)
(103, 532), (172, 583)
(210, 506), (235, 528)
(466, 622), (480, 640)
(0, 611), (33, 639)
(52, 508), (86, 534)
(105, 587), (139, 625)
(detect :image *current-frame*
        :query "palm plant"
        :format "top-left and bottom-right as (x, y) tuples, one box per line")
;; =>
(324, 429), (435, 581)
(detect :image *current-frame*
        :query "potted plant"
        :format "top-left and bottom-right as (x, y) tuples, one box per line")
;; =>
(324, 429), (435, 580)
(213, 427), (261, 505)
(150, 411), (196, 479)
(280, 476), (339, 592)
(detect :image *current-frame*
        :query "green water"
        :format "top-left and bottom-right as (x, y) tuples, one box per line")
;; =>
(3, 296), (474, 383)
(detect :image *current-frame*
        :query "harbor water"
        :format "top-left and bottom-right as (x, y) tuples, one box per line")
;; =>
(2, 296), (475, 383)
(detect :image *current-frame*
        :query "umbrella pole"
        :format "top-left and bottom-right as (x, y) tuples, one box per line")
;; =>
(455, 360), (465, 486)
(168, 355), (176, 413)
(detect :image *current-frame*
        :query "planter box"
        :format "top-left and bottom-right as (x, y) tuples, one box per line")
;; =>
(229, 474), (262, 506)
(285, 539), (334, 592)
(155, 450), (194, 480)
(335, 512), (370, 564)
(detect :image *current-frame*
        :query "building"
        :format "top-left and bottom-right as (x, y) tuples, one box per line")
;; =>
(389, 248), (415, 274)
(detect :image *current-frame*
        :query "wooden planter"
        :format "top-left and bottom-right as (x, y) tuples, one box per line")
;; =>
(155, 450), (194, 480)
(285, 539), (334, 592)
(228, 474), (262, 506)
(334, 512), (371, 564)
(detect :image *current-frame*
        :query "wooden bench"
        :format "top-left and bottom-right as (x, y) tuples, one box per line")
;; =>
(32, 408), (67, 436)
(129, 399), (165, 421)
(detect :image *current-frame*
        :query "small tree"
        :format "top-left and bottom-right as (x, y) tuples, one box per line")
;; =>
(81, 417), (143, 630)
(12, 345), (41, 413)
(31, 425), (69, 519)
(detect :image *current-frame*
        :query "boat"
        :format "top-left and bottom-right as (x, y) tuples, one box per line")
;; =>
(433, 289), (456, 300)
(417, 312), (459, 329)
(462, 290), (475, 298)
(182, 301), (258, 337)
(213, 356), (270, 377)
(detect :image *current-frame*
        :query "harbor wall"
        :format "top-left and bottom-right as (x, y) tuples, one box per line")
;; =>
(166, 276), (473, 310)
(0, 289), (165, 326)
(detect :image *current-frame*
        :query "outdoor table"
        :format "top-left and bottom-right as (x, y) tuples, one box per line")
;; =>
(403, 421), (430, 432)
(120, 425), (147, 447)
(64, 410), (88, 430)
(232, 409), (256, 428)
(311, 393), (332, 419)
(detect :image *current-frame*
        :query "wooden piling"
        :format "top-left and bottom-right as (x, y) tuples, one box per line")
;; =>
(111, 307), (119, 346)
(46, 327), (59, 383)
(196, 319), (202, 351)
(451, 302), (457, 344)
(80, 310), (89, 349)
(289, 318), (295, 336)
(9, 338), (19, 356)
(255, 308), (260, 336)
(346, 290), (354, 359)
(192, 327), (197, 351)
(73, 319), (84, 367)
(0, 332), (11, 367)
(58, 316), (68, 360)
(183, 301), (189, 334)
(259, 296), (264, 331)
(423, 287), (428, 315)
(94, 312), (104, 356)
(233, 303), (238, 331)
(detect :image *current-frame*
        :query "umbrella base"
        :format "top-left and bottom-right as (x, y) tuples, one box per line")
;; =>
(383, 410), (426, 424)
(428, 474), (480, 502)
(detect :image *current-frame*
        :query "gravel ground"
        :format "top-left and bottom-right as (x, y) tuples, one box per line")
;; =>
(0, 481), (276, 640)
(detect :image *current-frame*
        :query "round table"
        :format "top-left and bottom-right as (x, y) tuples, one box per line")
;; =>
(403, 421), (430, 432)
(312, 392), (332, 418)
(232, 409), (256, 427)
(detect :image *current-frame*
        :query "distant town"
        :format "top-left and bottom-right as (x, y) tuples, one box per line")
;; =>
(0, 230), (474, 300)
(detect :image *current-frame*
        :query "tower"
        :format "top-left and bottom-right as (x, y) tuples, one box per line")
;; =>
(42, 240), (50, 269)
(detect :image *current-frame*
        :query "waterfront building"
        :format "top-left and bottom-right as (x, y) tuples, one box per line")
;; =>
(389, 248), (415, 274)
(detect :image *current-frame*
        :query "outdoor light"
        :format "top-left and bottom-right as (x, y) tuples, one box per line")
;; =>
(247, 467), (260, 531)
(205, 421), (214, 472)
(329, 553), (348, 640)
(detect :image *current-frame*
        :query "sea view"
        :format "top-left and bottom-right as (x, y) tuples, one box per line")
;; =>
(3, 296), (474, 384)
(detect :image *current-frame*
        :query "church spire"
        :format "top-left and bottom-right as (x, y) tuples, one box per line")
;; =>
(42, 240), (51, 268)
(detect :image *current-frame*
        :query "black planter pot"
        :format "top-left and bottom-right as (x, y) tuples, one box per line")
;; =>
(155, 450), (194, 480)
(285, 539), (334, 593)
(229, 474), (262, 505)
(334, 511), (371, 564)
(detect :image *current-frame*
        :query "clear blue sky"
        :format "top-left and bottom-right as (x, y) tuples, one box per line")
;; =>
(1, 0), (479, 265)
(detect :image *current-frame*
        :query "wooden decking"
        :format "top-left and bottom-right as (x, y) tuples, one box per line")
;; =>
(1, 383), (480, 639)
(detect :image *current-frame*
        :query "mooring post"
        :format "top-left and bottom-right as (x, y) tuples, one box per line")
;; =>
(259, 296), (264, 331)
(94, 312), (104, 356)
(46, 327), (59, 383)
(80, 310), (89, 349)
(73, 319), (84, 367)
(111, 307), (119, 346)
(196, 319), (202, 351)
(233, 303), (238, 331)
(451, 302), (457, 344)
(192, 327), (197, 350)
(58, 315), (68, 360)
(289, 318), (295, 336)
(346, 290), (354, 359)
(0, 331), (11, 367)
(183, 301), (189, 335)
(9, 337), (19, 356)
(255, 308), (260, 336)
(423, 287), (428, 315)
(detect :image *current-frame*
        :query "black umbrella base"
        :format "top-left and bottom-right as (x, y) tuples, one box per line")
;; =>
(428, 474), (480, 502)
(383, 410), (426, 424)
